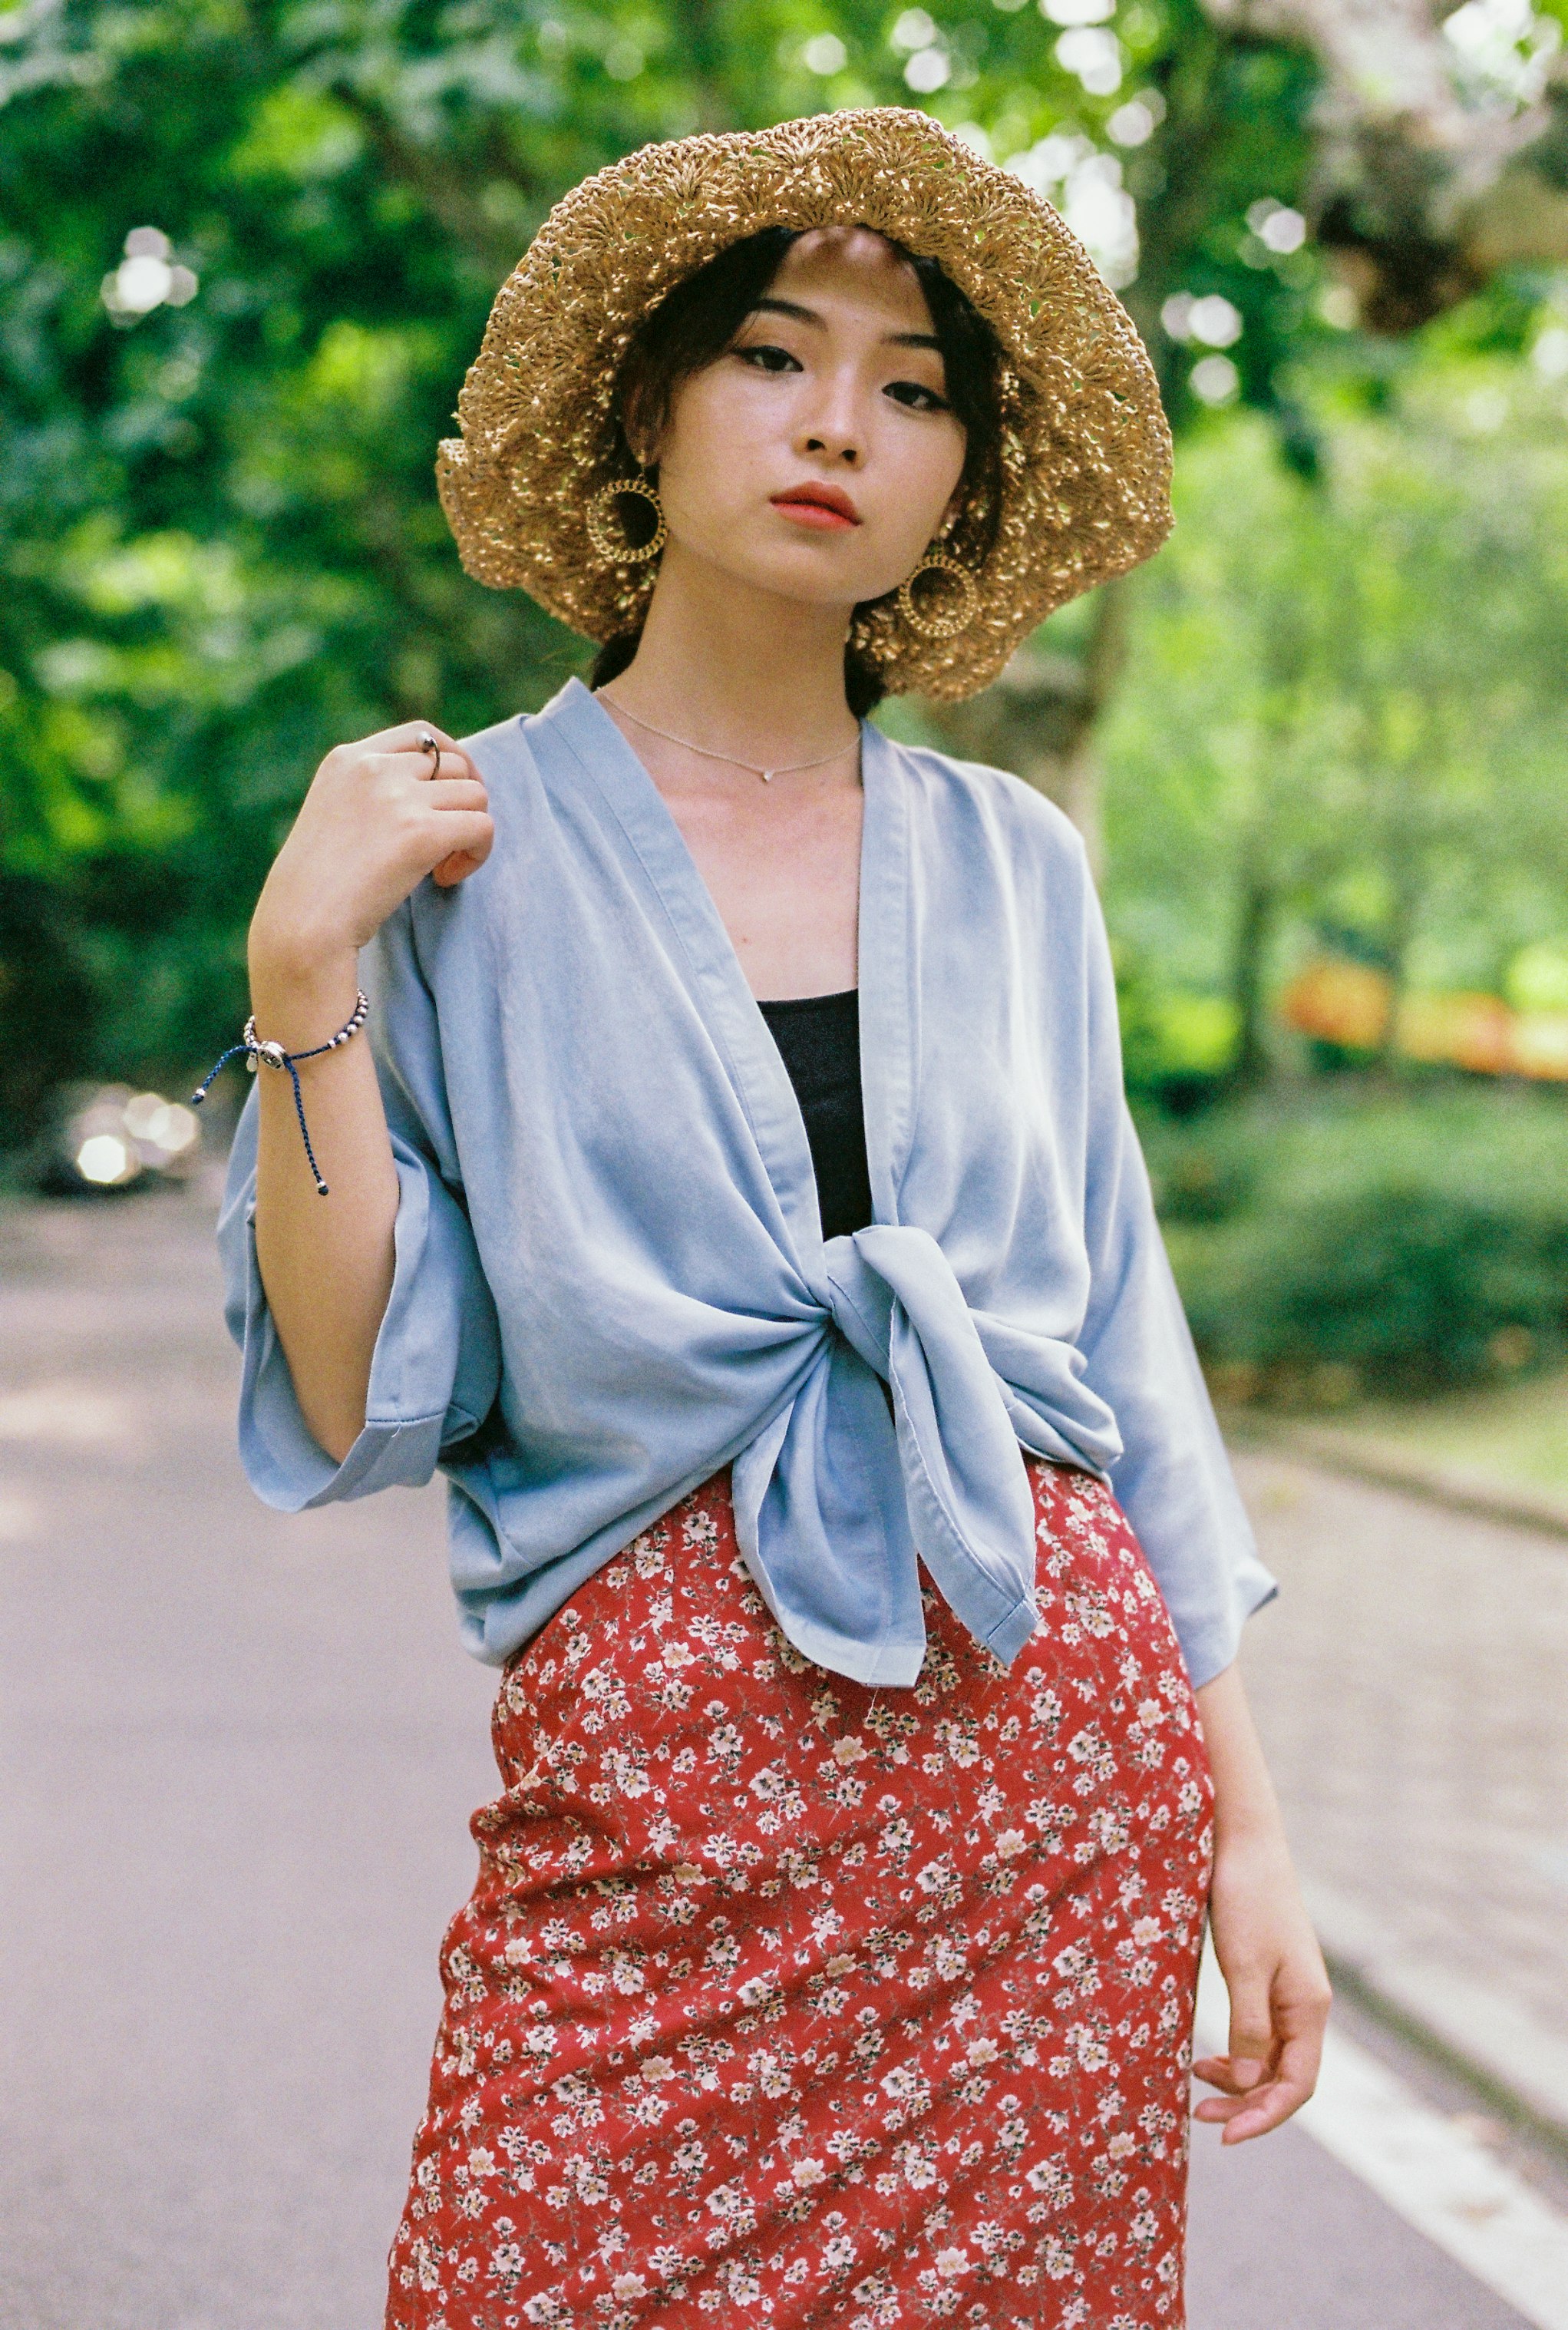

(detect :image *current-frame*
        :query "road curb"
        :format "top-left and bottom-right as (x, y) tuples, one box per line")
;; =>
(1223, 1413), (1568, 1542)
(1300, 1881), (1568, 2160)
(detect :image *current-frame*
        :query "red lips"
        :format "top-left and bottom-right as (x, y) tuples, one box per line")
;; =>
(771, 482), (861, 529)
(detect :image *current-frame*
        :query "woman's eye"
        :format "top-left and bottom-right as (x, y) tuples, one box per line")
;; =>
(886, 378), (950, 413)
(734, 342), (802, 374)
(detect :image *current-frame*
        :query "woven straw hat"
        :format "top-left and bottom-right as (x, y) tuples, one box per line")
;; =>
(437, 107), (1171, 702)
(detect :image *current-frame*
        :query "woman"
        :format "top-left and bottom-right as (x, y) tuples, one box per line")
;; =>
(214, 110), (1329, 2330)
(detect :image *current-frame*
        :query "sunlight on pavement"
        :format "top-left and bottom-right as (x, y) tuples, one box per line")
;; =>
(0, 1380), (135, 1443)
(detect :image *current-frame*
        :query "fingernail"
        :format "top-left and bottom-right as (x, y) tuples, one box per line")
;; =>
(1232, 2060), (1263, 2088)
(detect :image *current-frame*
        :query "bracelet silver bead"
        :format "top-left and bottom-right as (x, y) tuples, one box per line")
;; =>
(192, 988), (371, 1196)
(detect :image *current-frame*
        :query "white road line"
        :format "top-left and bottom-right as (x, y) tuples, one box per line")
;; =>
(1195, 1944), (1568, 2330)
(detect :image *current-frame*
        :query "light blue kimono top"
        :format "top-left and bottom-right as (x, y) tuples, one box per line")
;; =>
(217, 676), (1276, 1690)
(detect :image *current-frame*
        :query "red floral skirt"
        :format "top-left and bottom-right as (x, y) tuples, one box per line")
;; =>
(386, 1456), (1214, 2330)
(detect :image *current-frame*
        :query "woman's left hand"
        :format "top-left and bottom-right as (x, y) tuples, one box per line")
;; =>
(1192, 1826), (1332, 2143)
(1190, 1659), (1332, 2144)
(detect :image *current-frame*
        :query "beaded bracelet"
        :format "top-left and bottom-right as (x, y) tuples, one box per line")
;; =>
(191, 988), (370, 1196)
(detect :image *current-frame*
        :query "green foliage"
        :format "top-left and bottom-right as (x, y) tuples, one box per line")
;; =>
(1146, 1089), (1568, 1400)
(0, 0), (1334, 1139)
(6, 0), (1558, 1152)
(1101, 378), (1568, 1082)
(1114, 942), (1236, 1108)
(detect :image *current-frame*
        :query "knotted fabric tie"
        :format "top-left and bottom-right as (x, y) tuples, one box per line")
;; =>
(731, 1224), (1043, 1687)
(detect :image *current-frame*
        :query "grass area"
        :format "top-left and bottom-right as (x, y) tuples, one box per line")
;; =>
(1222, 1363), (1568, 1519)
(1309, 1367), (1568, 1498)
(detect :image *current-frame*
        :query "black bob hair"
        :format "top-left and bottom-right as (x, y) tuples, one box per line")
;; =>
(588, 226), (1005, 716)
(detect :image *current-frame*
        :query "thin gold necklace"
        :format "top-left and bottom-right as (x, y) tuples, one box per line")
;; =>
(600, 692), (860, 784)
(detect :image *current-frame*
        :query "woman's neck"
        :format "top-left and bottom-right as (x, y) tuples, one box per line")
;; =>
(602, 544), (860, 761)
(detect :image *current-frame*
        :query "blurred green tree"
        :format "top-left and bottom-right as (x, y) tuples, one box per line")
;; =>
(1101, 362), (1568, 1087)
(1098, 418), (1359, 1086)
(2, 0), (1566, 1131)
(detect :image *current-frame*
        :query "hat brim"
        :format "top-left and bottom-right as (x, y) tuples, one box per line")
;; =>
(437, 107), (1172, 702)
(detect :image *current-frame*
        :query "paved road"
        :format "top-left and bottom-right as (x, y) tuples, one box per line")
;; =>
(1230, 1439), (1568, 2075)
(0, 1182), (1551, 2328)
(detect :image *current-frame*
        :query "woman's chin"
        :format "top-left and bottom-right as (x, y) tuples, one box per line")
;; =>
(684, 537), (898, 619)
(662, 554), (857, 623)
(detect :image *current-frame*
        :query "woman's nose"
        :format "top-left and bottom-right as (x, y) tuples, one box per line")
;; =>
(797, 402), (863, 467)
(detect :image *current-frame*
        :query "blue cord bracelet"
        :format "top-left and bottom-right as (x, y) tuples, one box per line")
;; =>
(191, 987), (370, 1196)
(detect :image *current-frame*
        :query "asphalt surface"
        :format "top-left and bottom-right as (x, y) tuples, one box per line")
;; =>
(0, 1182), (1546, 2328)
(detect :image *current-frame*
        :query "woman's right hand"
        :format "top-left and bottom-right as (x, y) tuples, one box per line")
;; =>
(249, 720), (494, 982)
(243, 722), (490, 1461)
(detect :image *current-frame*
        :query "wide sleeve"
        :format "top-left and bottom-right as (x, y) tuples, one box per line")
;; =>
(1071, 846), (1278, 1688)
(214, 895), (503, 1510)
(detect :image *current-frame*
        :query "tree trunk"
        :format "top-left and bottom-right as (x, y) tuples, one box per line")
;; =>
(1375, 850), (1419, 1078)
(1230, 851), (1275, 1089)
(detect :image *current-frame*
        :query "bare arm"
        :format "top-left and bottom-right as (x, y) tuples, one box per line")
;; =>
(1190, 1658), (1332, 2142)
(246, 721), (494, 1463)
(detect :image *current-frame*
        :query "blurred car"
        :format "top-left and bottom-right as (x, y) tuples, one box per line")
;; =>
(30, 1081), (203, 1198)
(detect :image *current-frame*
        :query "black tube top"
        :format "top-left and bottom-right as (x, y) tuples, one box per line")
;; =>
(756, 988), (873, 1240)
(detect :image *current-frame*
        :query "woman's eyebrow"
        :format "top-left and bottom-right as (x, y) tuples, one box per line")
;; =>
(748, 296), (821, 328)
(748, 296), (941, 352)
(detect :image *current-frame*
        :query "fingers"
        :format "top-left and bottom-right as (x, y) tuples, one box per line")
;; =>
(1193, 1963), (1332, 2145)
(427, 812), (495, 884)
(338, 752), (487, 807)
(355, 745), (482, 787)
(327, 730), (482, 788)
(1224, 1961), (1276, 2094)
(312, 725), (494, 890)
(421, 776), (490, 811)
(356, 719), (462, 755)
(1231, 2024), (1324, 2139)
(412, 745), (474, 783)
(1194, 2025), (1322, 2141)
(1191, 2051), (1259, 2094)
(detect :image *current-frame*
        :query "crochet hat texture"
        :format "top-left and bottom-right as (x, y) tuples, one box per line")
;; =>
(437, 107), (1172, 702)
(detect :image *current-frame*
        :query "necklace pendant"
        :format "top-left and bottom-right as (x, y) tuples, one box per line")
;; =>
(761, 769), (774, 784)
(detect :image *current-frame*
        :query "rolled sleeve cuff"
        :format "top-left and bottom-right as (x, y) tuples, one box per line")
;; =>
(220, 1130), (495, 1512)
(1167, 1556), (1280, 1691)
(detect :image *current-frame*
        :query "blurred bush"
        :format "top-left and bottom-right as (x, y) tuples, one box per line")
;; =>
(1144, 1089), (1568, 1403)
(1114, 947), (1238, 1118)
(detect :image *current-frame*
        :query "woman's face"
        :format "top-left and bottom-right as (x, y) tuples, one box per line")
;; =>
(638, 227), (969, 616)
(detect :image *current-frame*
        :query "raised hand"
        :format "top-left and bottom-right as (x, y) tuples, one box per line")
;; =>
(242, 719), (494, 1459)
(250, 719), (494, 980)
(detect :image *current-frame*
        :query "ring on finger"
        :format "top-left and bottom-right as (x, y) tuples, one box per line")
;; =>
(416, 731), (441, 778)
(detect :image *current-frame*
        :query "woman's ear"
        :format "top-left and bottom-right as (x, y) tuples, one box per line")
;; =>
(619, 376), (662, 474)
(941, 484), (968, 539)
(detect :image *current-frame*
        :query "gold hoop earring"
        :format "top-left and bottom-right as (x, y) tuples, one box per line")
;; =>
(585, 476), (667, 565)
(896, 548), (979, 640)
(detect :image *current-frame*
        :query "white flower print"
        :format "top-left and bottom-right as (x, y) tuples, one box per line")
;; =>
(385, 1459), (1214, 2330)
